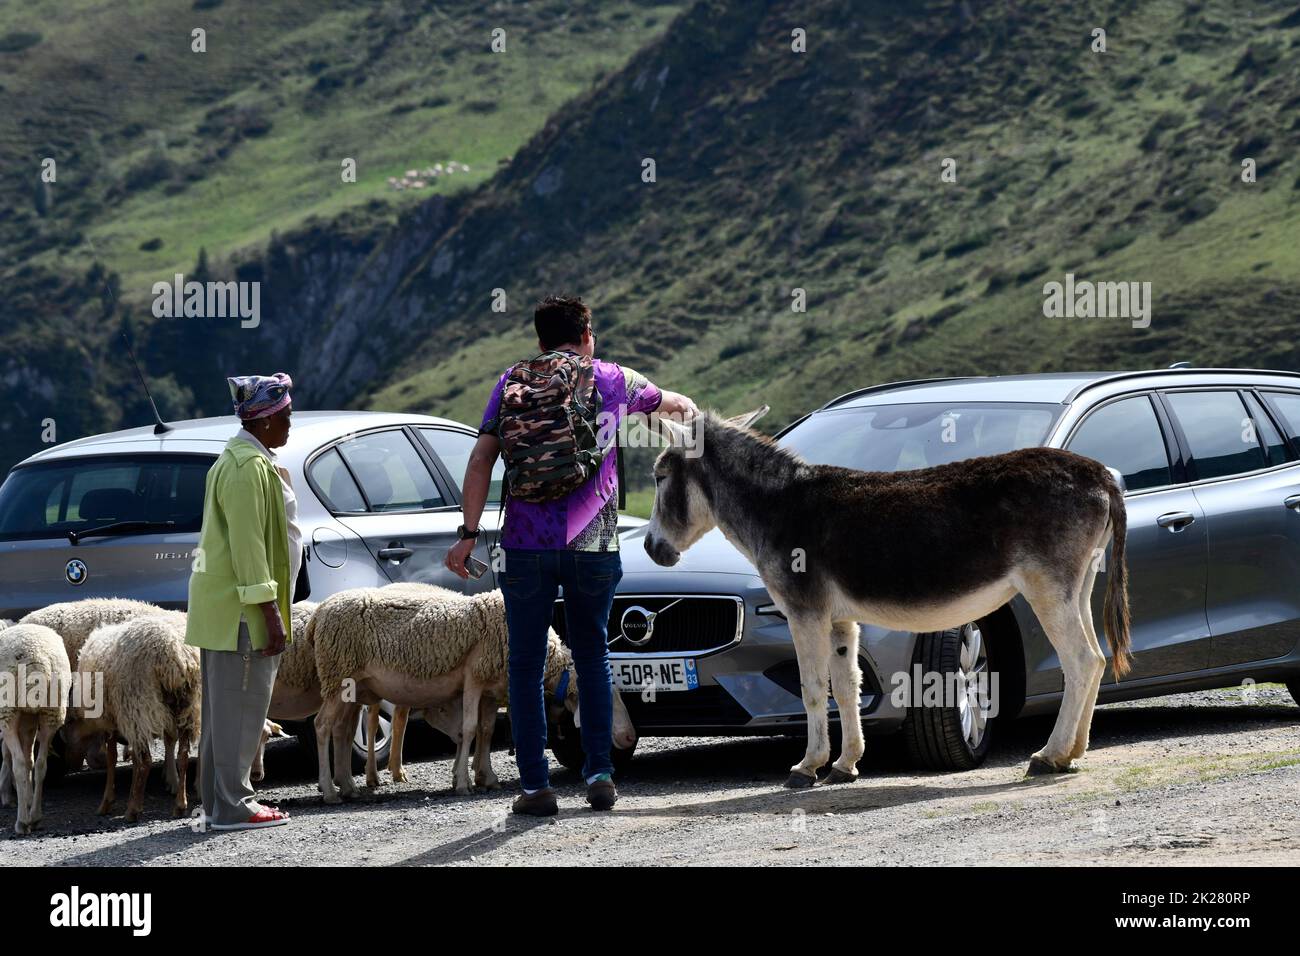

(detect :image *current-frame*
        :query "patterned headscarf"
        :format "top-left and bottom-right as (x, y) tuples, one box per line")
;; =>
(227, 372), (293, 420)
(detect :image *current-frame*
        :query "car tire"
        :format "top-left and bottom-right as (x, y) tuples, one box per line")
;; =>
(900, 622), (995, 771)
(548, 710), (636, 774)
(1288, 680), (1300, 708)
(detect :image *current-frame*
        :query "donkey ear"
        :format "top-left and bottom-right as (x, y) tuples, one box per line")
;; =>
(656, 414), (692, 447)
(724, 405), (770, 430)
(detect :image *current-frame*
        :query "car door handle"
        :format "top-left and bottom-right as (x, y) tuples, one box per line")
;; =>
(1156, 511), (1196, 531)
(1284, 495), (1300, 512)
(377, 547), (413, 562)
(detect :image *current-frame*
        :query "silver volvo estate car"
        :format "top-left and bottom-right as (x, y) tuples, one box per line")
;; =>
(562, 368), (1300, 771)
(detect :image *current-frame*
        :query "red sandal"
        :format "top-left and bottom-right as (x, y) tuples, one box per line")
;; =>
(211, 806), (290, 831)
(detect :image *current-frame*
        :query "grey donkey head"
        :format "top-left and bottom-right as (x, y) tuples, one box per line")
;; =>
(643, 405), (769, 566)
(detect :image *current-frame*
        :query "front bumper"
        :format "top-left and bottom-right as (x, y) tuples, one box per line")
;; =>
(601, 569), (918, 736)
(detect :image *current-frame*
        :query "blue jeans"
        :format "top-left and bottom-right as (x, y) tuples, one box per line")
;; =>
(501, 548), (622, 791)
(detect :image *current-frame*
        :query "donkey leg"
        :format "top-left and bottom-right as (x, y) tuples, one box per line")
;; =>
(1069, 558), (1108, 761)
(786, 611), (833, 787)
(1022, 582), (1100, 774)
(826, 621), (864, 783)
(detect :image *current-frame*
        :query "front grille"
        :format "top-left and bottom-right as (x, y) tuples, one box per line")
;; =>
(551, 594), (742, 654)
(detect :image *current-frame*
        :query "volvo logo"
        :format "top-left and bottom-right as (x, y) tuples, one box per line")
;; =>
(65, 559), (88, 586)
(619, 606), (657, 646)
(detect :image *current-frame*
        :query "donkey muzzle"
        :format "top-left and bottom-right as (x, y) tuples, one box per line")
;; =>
(644, 533), (680, 567)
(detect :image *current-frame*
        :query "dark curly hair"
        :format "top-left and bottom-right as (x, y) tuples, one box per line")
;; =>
(534, 295), (592, 350)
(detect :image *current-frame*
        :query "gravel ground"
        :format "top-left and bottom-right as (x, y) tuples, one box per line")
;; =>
(2, 686), (1298, 866)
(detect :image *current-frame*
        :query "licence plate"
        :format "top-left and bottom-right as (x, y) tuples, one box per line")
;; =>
(611, 657), (699, 692)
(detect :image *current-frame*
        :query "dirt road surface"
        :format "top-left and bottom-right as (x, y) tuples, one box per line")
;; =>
(3, 686), (1297, 866)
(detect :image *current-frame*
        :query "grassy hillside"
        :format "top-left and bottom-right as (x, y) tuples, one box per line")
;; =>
(355, 0), (1300, 446)
(5, 0), (1300, 490)
(0, 0), (682, 469)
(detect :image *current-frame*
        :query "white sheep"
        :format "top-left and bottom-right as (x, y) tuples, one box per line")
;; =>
(21, 597), (166, 667)
(361, 582), (637, 790)
(63, 611), (200, 822)
(309, 586), (578, 801)
(362, 584), (476, 788)
(14, 598), (180, 783)
(252, 601), (320, 783)
(0, 624), (71, 834)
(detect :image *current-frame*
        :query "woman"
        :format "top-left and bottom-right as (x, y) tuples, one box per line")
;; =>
(186, 373), (300, 830)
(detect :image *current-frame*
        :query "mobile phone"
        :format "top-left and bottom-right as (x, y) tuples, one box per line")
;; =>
(465, 555), (490, 579)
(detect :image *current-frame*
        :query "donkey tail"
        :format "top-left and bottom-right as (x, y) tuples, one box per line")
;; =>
(1102, 480), (1132, 678)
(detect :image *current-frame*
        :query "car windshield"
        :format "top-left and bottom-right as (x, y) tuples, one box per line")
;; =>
(0, 455), (213, 542)
(779, 402), (1060, 472)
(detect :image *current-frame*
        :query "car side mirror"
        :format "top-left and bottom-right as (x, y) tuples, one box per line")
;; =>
(1105, 467), (1127, 495)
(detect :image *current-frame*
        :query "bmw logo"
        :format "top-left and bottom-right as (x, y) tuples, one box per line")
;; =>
(65, 559), (87, 586)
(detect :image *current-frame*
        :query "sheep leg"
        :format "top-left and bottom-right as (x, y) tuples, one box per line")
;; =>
(125, 741), (152, 823)
(97, 729), (118, 816)
(173, 732), (191, 818)
(473, 693), (500, 790)
(365, 706), (381, 789)
(30, 718), (56, 828)
(314, 697), (343, 804)
(0, 726), (13, 808)
(388, 706), (409, 783)
(334, 703), (362, 799)
(252, 722), (269, 784)
(3, 720), (32, 833)
(453, 686), (481, 795)
(163, 732), (179, 794)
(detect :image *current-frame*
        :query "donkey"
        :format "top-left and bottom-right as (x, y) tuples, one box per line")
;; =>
(643, 407), (1130, 787)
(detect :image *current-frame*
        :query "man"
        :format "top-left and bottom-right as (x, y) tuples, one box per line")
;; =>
(446, 295), (697, 816)
(186, 374), (298, 830)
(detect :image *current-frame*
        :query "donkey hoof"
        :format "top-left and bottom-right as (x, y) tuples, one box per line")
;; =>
(824, 767), (858, 785)
(1026, 756), (1069, 777)
(784, 770), (817, 789)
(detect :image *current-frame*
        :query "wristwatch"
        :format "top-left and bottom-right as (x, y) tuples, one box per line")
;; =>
(457, 524), (481, 541)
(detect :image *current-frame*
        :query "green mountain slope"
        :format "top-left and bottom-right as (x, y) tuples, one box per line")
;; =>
(0, 0), (682, 469)
(359, 0), (1300, 436)
(5, 0), (1300, 488)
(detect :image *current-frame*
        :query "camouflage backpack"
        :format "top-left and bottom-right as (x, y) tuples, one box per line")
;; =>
(494, 351), (610, 502)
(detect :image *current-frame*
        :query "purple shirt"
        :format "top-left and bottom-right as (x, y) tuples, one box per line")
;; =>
(480, 357), (661, 551)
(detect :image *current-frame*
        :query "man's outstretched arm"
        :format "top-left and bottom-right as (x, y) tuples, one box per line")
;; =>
(655, 389), (699, 420)
(445, 432), (500, 578)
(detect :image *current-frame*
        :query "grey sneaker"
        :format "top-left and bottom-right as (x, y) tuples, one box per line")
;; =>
(586, 775), (618, 811)
(512, 787), (558, 816)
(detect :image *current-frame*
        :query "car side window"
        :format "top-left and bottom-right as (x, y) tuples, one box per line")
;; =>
(1164, 391), (1267, 481)
(308, 447), (367, 513)
(1243, 393), (1290, 467)
(1066, 396), (1172, 492)
(334, 429), (445, 512)
(1264, 391), (1300, 448)
(418, 427), (504, 503)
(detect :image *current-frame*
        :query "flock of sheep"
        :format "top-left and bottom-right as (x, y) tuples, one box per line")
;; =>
(387, 160), (471, 191)
(0, 583), (634, 836)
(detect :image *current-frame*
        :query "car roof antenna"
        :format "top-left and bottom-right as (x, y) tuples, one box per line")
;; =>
(121, 332), (172, 434)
